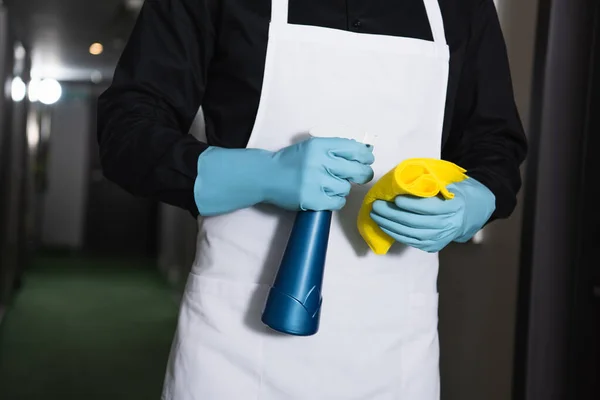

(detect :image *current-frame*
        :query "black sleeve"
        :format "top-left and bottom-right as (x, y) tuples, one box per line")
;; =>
(442, 0), (528, 220)
(97, 0), (217, 216)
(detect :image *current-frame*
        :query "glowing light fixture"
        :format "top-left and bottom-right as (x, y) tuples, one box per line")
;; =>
(89, 42), (104, 55)
(28, 78), (41, 102)
(11, 77), (26, 102)
(30, 78), (62, 105)
(91, 70), (103, 83)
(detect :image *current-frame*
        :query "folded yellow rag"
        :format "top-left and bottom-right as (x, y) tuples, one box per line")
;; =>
(357, 158), (468, 255)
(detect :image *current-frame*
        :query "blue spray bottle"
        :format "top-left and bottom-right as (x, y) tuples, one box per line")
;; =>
(261, 125), (369, 336)
(261, 210), (331, 336)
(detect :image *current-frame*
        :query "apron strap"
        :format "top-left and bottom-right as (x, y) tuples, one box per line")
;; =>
(271, 0), (447, 47)
(422, 0), (448, 47)
(271, 0), (289, 25)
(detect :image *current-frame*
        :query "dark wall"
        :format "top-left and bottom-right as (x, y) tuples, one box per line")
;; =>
(569, 5), (600, 397)
(514, 0), (600, 399)
(0, 5), (31, 308)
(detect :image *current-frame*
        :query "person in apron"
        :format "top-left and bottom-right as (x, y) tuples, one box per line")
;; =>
(97, 1), (528, 399)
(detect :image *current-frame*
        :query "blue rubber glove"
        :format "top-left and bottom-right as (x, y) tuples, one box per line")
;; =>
(369, 178), (496, 253)
(194, 137), (375, 216)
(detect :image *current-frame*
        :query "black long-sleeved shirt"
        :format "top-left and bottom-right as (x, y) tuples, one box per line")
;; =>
(97, 0), (527, 220)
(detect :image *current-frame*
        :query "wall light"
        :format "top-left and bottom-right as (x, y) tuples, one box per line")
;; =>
(91, 70), (103, 83)
(28, 78), (41, 102)
(39, 79), (62, 105)
(14, 44), (26, 61)
(89, 42), (104, 56)
(26, 109), (40, 150)
(29, 78), (62, 105)
(11, 77), (26, 102)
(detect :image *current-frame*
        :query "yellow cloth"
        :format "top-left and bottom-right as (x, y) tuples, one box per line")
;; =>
(357, 158), (468, 255)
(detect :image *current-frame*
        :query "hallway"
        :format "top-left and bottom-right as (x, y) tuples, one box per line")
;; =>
(0, 255), (178, 399)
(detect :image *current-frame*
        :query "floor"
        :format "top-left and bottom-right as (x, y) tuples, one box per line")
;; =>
(0, 255), (179, 400)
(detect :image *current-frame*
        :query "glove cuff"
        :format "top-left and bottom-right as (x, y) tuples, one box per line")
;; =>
(194, 147), (275, 216)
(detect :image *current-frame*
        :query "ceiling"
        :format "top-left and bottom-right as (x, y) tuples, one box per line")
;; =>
(4, 0), (142, 81)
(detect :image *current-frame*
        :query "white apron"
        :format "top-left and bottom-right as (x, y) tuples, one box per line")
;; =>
(162, 0), (450, 399)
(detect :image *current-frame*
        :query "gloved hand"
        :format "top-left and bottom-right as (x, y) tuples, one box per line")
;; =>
(369, 178), (496, 253)
(194, 137), (374, 216)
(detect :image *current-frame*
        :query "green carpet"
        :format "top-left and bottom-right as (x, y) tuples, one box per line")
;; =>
(0, 256), (179, 400)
